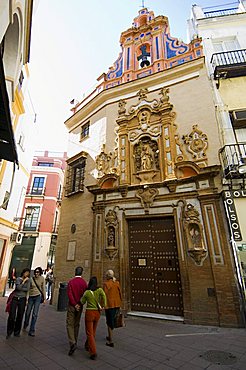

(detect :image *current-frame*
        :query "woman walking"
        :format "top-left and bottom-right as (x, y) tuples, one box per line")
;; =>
(23, 267), (46, 336)
(103, 270), (122, 347)
(81, 276), (106, 360)
(6, 268), (30, 338)
(8, 266), (17, 288)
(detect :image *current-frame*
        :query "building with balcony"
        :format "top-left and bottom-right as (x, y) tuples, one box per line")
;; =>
(0, 0), (36, 296)
(9, 151), (67, 276)
(188, 1), (246, 310)
(54, 6), (244, 327)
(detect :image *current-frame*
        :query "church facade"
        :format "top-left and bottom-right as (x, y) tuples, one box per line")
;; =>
(54, 7), (243, 327)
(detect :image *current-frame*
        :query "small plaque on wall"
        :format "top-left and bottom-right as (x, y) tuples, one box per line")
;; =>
(138, 258), (146, 266)
(67, 241), (76, 261)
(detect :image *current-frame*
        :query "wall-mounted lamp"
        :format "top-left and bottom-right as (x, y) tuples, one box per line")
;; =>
(238, 158), (246, 175)
(13, 207), (36, 222)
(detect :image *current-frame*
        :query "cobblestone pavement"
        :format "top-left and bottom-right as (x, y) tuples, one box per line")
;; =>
(0, 295), (246, 369)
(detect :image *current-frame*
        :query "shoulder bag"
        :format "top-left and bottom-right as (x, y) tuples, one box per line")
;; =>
(90, 290), (102, 312)
(5, 290), (16, 313)
(32, 277), (45, 303)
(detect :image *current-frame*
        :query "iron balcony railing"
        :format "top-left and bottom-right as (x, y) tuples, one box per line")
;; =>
(211, 49), (246, 79)
(26, 187), (46, 196)
(219, 143), (246, 179)
(204, 7), (239, 18)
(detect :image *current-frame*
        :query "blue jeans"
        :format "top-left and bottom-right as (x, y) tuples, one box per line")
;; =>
(24, 295), (42, 333)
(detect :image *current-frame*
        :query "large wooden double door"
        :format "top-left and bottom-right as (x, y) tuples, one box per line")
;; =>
(129, 217), (183, 316)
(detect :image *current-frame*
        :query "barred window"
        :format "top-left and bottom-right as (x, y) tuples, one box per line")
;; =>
(80, 122), (90, 141)
(66, 157), (86, 196)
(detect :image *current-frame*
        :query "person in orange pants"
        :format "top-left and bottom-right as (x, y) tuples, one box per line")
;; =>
(81, 276), (106, 360)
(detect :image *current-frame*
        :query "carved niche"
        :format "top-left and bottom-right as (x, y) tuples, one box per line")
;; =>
(183, 203), (207, 266)
(105, 209), (118, 260)
(116, 87), (186, 186)
(182, 125), (208, 167)
(134, 136), (160, 183)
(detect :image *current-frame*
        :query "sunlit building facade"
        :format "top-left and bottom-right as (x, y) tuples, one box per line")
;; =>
(0, 0), (36, 295)
(188, 0), (246, 316)
(55, 6), (243, 326)
(9, 151), (67, 274)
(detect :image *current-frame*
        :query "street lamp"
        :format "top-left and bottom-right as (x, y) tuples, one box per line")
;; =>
(13, 207), (36, 222)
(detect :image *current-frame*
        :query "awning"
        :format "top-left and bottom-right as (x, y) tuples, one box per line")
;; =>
(0, 53), (18, 164)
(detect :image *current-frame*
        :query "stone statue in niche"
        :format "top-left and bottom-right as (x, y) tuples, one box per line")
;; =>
(134, 137), (159, 173)
(108, 226), (115, 247)
(189, 223), (202, 249)
(183, 203), (207, 266)
(141, 144), (153, 170)
(105, 209), (118, 260)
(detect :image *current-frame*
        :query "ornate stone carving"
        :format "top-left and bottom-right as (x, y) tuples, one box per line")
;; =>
(95, 145), (118, 178)
(136, 187), (158, 211)
(128, 88), (159, 115)
(137, 88), (148, 100)
(183, 203), (207, 266)
(105, 209), (118, 260)
(118, 99), (126, 116)
(119, 185), (128, 198)
(159, 87), (170, 107)
(182, 125), (208, 167)
(134, 137), (159, 172)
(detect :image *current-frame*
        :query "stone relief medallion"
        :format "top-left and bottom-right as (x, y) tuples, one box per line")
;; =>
(182, 125), (208, 166)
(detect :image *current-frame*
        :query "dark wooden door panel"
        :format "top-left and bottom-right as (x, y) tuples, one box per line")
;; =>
(129, 217), (183, 316)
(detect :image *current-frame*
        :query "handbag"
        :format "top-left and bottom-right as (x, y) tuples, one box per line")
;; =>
(114, 310), (125, 328)
(5, 290), (16, 313)
(32, 277), (45, 303)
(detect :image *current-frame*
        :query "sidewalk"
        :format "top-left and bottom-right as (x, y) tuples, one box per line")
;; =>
(0, 295), (246, 369)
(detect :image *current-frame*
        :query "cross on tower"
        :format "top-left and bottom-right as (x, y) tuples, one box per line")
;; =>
(141, 0), (145, 9)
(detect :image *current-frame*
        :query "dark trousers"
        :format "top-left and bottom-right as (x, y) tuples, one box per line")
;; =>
(66, 304), (82, 346)
(7, 297), (26, 336)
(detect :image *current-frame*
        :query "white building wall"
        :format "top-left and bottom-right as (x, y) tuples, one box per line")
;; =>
(32, 233), (52, 271)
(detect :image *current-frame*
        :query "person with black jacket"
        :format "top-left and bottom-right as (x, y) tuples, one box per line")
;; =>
(6, 268), (30, 338)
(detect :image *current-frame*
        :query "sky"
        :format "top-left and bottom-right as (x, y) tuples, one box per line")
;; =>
(28, 0), (236, 152)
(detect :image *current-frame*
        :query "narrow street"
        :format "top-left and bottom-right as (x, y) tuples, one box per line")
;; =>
(0, 295), (246, 369)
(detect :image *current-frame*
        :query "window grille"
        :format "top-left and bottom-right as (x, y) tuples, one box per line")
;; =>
(65, 157), (86, 196)
(80, 122), (90, 140)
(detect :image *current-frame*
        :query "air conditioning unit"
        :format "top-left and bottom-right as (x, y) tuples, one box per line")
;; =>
(10, 232), (23, 245)
(231, 110), (246, 128)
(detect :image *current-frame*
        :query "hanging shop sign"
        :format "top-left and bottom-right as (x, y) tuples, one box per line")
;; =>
(223, 191), (243, 241)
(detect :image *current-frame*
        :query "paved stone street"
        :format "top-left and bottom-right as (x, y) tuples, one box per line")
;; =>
(0, 295), (246, 369)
